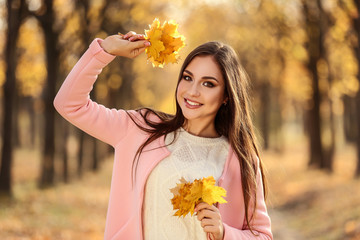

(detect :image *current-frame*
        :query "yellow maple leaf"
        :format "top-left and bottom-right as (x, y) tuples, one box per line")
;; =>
(169, 176), (227, 218)
(202, 176), (228, 205)
(162, 20), (179, 37)
(144, 18), (186, 68)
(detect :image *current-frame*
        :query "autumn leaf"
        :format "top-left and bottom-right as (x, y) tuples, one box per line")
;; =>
(202, 176), (228, 205)
(144, 18), (186, 68)
(144, 18), (165, 63)
(170, 176), (227, 218)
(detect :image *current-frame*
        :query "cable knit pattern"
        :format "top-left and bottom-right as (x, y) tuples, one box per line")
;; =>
(143, 128), (229, 240)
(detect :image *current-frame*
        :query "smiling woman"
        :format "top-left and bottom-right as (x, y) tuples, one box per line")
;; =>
(177, 56), (227, 137)
(54, 31), (272, 240)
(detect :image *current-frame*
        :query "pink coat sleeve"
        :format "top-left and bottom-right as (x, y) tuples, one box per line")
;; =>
(223, 160), (273, 240)
(54, 38), (137, 147)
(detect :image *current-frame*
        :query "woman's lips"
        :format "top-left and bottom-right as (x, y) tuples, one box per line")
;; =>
(184, 98), (203, 109)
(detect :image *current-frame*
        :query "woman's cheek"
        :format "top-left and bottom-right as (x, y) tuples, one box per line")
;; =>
(176, 82), (185, 102)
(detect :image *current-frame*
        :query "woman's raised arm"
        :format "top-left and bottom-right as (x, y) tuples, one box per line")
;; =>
(54, 36), (150, 147)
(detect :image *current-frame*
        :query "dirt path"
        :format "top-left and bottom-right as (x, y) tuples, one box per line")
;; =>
(268, 208), (305, 240)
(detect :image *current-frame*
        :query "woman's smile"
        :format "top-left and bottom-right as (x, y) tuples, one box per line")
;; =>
(184, 98), (203, 108)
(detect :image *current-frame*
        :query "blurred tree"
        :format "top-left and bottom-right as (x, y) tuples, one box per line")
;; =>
(302, 0), (326, 169)
(27, 0), (61, 187)
(351, 0), (360, 177)
(16, 17), (46, 150)
(318, 0), (336, 171)
(51, 0), (88, 179)
(328, 0), (358, 148)
(338, 0), (360, 177)
(344, 108), (359, 151)
(256, 0), (288, 151)
(50, 0), (79, 182)
(0, 0), (27, 196)
(343, 94), (357, 142)
(61, 120), (69, 183)
(218, 1), (290, 151)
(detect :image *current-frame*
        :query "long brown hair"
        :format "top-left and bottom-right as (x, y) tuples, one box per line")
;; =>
(127, 41), (267, 233)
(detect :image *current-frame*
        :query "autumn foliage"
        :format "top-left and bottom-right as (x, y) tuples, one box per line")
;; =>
(144, 18), (185, 68)
(170, 176), (227, 217)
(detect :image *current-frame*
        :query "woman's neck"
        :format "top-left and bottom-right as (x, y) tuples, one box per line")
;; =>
(183, 121), (219, 138)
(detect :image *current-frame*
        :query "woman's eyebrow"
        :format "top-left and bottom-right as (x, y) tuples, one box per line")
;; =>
(184, 69), (219, 83)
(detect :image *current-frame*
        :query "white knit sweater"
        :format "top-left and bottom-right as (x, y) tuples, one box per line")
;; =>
(143, 128), (229, 240)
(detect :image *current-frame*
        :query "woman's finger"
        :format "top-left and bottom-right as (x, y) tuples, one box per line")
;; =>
(123, 31), (137, 39)
(197, 209), (218, 221)
(195, 202), (217, 212)
(203, 225), (221, 234)
(200, 218), (214, 228)
(195, 202), (224, 240)
(195, 203), (219, 220)
(129, 34), (146, 42)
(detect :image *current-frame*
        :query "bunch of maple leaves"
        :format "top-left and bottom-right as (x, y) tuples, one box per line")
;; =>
(170, 176), (227, 217)
(144, 18), (186, 68)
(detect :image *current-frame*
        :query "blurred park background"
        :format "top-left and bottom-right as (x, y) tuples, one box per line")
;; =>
(0, 0), (360, 239)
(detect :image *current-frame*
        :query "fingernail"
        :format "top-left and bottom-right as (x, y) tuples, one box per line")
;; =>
(129, 37), (135, 41)
(144, 41), (151, 46)
(123, 34), (128, 38)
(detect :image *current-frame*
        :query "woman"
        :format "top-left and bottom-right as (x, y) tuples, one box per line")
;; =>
(54, 31), (272, 240)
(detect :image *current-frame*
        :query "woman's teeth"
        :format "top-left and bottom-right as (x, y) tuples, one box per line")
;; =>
(186, 99), (201, 106)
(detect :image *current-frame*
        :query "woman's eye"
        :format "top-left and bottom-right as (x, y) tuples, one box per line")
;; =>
(203, 81), (214, 88)
(182, 75), (191, 81)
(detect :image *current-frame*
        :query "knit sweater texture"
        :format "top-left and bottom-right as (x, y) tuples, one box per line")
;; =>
(143, 129), (229, 239)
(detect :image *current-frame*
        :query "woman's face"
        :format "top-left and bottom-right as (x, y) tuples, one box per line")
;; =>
(176, 55), (227, 129)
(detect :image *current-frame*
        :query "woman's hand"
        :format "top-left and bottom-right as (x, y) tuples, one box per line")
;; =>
(100, 31), (150, 58)
(195, 202), (224, 240)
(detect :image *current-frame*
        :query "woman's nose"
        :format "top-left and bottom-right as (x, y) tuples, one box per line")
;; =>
(188, 82), (200, 97)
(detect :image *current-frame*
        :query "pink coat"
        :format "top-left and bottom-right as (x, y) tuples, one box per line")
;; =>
(54, 38), (273, 240)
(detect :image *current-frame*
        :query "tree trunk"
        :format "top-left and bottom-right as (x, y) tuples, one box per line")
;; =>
(0, 0), (26, 197)
(77, 131), (84, 178)
(318, 0), (335, 171)
(273, 86), (284, 153)
(343, 96), (351, 142)
(90, 91), (99, 171)
(61, 117), (69, 183)
(356, 92), (360, 178)
(324, 99), (335, 170)
(92, 139), (98, 171)
(302, 0), (325, 168)
(13, 92), (20, 148)
(260, 81), (270, 150)
(353, 0), (360, 177)
(37, 0), (60, 188)
(19, 96), (35, 148)
(343, 95), (357, 143)
(29, 98), (36, 148)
